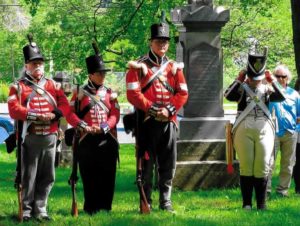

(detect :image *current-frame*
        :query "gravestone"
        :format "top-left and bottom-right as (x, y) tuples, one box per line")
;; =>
(171, 0), (239, 190)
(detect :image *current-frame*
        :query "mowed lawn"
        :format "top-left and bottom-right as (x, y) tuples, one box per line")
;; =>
(0, 144), (299, 226)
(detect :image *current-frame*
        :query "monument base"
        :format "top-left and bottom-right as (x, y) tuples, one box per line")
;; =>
(177, 140), (227, 161)
(173, 160), (239, 190)
(178, 117), (229, 140)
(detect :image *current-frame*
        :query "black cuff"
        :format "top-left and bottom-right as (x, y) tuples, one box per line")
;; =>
(100, 122), (110, 134)
(148, 104), (160, 117)
(52, 108), (63, 121)
(165, 104), (176, 116)
(77, 121), (88, 132)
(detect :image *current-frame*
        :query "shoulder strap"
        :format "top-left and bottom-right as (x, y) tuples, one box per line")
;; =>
(81, 88), (110, 113)
(232, 83), (273, 131)
(24, 77), (57, 108)
(242, 83), (272, 118)
(141, 60), (171, 93)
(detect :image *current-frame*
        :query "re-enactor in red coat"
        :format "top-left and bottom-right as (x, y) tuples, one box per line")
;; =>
(69, 43), (120, 214)
(126, 19), (188, 212)
(7, 36), (89, 221)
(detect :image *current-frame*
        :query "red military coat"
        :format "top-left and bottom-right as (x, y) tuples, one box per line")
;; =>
(70, 84), (120, 136)
(126, 55), (188, 124)
(8, 75), (79, 135)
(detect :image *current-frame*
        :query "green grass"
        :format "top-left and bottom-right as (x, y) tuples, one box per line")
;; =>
(0, 144), (299, 226)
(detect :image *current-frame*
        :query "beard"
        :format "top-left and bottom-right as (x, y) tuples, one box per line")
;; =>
(26, 66), (45, 79)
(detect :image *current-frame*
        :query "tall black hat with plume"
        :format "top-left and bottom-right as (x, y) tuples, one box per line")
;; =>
(247, 47), (268, 81)
(85, 40), (110, 74)
(23, 33), (44, 63)
(150, 11), (170, 40)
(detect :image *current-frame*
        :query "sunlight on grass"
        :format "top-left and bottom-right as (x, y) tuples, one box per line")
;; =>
(0, 144), (299, 226)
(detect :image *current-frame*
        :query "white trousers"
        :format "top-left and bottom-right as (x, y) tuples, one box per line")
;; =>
(233, 116), (275, 178)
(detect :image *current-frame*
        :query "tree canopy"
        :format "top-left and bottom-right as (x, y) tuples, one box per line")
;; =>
(0, 0), (296, 90)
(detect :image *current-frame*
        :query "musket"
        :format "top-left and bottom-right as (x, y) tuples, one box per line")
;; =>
(69, 132), (79, 217)
(136, 156), (151, 214)
(10, 44), (23, 221)
(68, 78), (80, 217)
(13, 79), (23, 222)
(135, 110), (150, 214)
(15, 119), (23, 222)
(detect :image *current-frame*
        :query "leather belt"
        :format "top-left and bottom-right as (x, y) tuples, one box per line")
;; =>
(28, 124), (51, 135)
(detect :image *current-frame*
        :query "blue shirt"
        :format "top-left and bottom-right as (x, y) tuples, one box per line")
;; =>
(269, 86), (300, 137)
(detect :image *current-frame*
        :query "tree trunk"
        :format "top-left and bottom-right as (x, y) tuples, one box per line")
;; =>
(291, 0), (300, 77)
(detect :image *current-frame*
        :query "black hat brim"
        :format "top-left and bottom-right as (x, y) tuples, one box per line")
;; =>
(26, 56), (45, 63)
(149, 37), (171, 41)
(89, 69), (111, 74)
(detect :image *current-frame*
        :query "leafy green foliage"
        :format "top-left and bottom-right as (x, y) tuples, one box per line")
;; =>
(0, 0), (296, 101)
(24, 0), (41, 16)
(0, 83), (9, 102)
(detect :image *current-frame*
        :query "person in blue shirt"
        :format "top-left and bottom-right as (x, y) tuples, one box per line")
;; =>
(268, 64), (300, 197)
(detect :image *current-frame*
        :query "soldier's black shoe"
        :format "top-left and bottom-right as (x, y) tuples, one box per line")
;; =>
(42, 215), (51, 221)
(23, 216), (31, 222)
(36, 215), (51, 222)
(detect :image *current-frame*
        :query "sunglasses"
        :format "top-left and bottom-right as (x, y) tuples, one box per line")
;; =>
(275, 74), (287, 79)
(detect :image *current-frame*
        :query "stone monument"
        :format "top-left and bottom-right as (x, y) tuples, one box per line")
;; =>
(171, 0), (239, 190)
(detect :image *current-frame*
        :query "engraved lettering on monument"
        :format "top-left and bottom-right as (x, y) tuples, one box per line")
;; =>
(185, 43), (221, 117)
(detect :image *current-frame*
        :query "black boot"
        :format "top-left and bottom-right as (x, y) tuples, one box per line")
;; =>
(293, 143), (300, 193)
(254, 177), (268, 210)
(240, 176), (254, 209)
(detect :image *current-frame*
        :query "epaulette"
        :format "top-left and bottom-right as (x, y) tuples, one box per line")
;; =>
(128, 60), (148, 76)
(49, 79), (62, 90)
(9, 82), (19, 91)
(110, 91), (118, 100)
(171, 61), (184, 75)
(103, 86), (118, 100)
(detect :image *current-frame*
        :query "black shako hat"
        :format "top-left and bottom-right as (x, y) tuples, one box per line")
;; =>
(53, 71), (70, 83)
(150, 11), (170, 40)
(247, 47), (268, 81)
(23, 34), (44, 63)
(85, 41), (110, 74)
